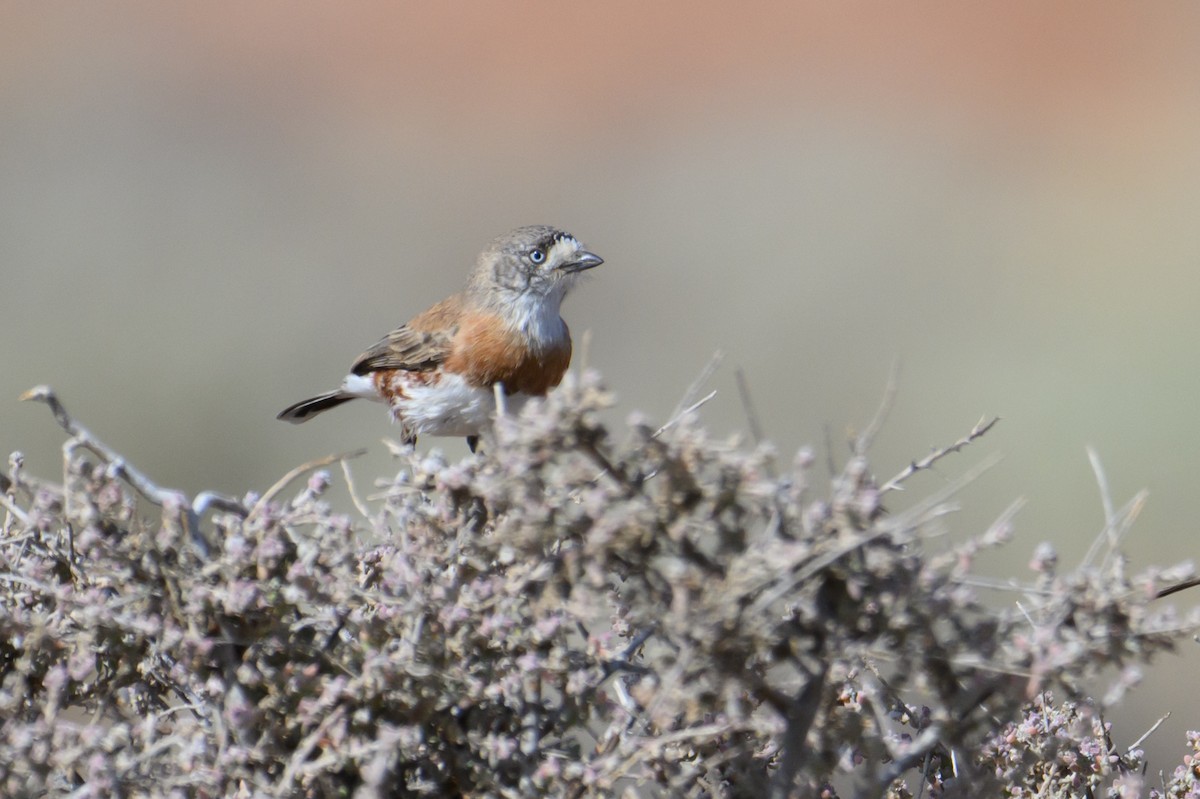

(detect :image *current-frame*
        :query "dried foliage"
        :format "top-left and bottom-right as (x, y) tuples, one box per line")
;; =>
(2, 372), (1200, 798)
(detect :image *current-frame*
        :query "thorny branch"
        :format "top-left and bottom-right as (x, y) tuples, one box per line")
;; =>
(20, 386), (371, 558)
(20, 385), (246, 556)
(879, 414), (1000, 493)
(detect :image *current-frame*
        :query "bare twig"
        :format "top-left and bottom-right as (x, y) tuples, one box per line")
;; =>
(983, 497), (1026, 544)
(1155, 575), (1200, 600)
(592, 355), (723, 487)
(855, 358), (900, 455)
(879, 415), (1000, 493)
(1087, 447), (1116, 529)
(193, 491), (251, 519)
(876, 452), (1003, 545)
(1078, 449), (1148, 571)
(823, 423), (838, 479)
(0, 493), (31, 528)
(2, 458), (62, 504)
(595, 625), (657, 687)
(277, 705), (347, 795)
(21, 386), (250, 556)
(22, 386), (182, 509)
(587, 391), (717, 487)
(875, 722), (948, 791)
(581, 441), (636, 497)
(734, 367), (765, 446)
(768, 665), (828, 799)
(340, 459), (372, 519)
(652, 390), (717, 439)
(1085, 491), (1148, 572)
(1127, 712), (1169, 752)
(252, 449), (367, 519)
(669, 350), (723, 424)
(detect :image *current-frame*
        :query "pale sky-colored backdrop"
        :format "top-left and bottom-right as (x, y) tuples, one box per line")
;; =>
(3, 1), (1200, 772)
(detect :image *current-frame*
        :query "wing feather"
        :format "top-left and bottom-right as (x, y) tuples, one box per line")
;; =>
(349, 295), (462, 375)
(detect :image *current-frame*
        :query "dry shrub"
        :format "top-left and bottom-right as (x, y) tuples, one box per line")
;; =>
(1, 373), (1198, 798)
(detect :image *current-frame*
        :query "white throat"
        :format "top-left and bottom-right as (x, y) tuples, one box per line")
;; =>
(506, 288), (568, 351)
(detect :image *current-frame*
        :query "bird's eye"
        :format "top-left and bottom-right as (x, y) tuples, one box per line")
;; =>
(528, 249), (546, 264)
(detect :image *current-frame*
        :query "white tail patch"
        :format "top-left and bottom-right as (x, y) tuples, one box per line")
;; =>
(340, 373), (384, 401)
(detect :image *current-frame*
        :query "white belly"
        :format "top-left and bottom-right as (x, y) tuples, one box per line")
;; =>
(386, 372), (531, 438)
(339, 371), (532, 439)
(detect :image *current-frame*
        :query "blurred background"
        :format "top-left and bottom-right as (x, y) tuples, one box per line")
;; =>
(3, 0), (1199, 772)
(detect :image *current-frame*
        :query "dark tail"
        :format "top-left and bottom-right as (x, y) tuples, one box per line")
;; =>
(276, 392), (356, 424)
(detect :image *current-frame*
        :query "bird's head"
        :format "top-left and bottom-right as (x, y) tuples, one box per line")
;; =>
(471, 225), (603, 306)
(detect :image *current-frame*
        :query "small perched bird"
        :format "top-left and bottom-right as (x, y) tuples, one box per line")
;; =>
(277, 225), (602, 451)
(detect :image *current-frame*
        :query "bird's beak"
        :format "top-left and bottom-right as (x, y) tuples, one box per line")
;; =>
(558, 251), (603, 274)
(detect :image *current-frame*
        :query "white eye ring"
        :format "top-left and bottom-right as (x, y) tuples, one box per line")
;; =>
(529, 249), (546, 264)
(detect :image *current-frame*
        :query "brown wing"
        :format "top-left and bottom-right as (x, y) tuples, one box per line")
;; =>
(350, 326), (451, 374)
(350, 294), (463, 375)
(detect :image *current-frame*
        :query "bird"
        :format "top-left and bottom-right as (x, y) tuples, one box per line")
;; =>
(277, 225), (603, 452)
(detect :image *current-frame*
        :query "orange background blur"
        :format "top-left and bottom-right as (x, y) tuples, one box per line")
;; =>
(3, 2), (1199, 773)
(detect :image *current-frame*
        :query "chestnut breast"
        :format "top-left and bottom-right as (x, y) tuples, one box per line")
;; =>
(443, 312), (572, 395)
